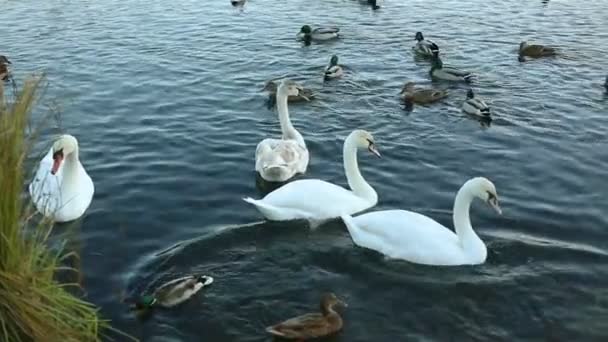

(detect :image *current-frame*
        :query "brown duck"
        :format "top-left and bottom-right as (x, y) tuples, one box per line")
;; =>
(0, 55), (11, 81)
(518, 41), (557, 61)
(266, 293), (347, 341)
(400, 82), (448, 105)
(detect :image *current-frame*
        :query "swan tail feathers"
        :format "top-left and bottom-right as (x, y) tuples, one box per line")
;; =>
(243, 197), (282, 220)
(341, 214), (363, 244)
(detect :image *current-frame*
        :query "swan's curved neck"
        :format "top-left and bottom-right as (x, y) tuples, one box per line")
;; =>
(61, 148), (80, 190)
(276, 90), (305, 147)
(452, 186), (483, 251)
(343, 137), (377, 204)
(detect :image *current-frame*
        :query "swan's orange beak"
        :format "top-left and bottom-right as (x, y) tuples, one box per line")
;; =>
(51, 150), (64, 175)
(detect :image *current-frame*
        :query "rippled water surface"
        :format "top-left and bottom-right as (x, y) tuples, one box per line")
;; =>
(3, 0), (608, 340)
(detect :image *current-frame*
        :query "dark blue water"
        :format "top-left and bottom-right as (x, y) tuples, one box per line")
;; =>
(3, 0), (608, 340)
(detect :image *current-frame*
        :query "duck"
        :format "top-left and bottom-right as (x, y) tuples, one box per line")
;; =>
(244, 129), (381, 222)
(518, 41), (557, 61)
(255, 80), (309, 182)
(341, 177), (502, 266)
(399, 82), (447, 105)
(367, 0), (381, 10)
(130, 275), (214, 310)
(263, 80), (314, 104)
(230, 0), (246, 6)
(462, 89), (490, 118)
(0, 55), (11, 82)
(266, 293), (347, 340)
(429, 51), (474, 82)
(324, 55), (344, 80)
(412, 32), (440, 57)
(29, 134), (94, 222)
(297, 25), (340, 43)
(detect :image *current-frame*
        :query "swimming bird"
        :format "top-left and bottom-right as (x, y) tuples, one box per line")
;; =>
(130, 275), (214, 310)
(255, 80), (309, 182)
(368, 0), (381, 10)
(230, 0), (246, 6)
(341, 177), (501, 266)
(263, 80), (314, 104)
(244, 130), (380, 222)
(266, 293), (347, 340)
(462, 89), (490, 118)
(604, 76), (607, 92)
(0, 55), (11, 81)
(29, 134), (94, 222)
(324, 55), (344, 80)
(399, 82), (447, 105)
(518, 41), (557, 61)
(412, 32), (439, 57)
(430, 51), (474, 82)
(297, 25), (340, 43)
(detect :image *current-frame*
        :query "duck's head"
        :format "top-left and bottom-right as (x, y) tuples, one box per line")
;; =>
(368, 0), (380, 10)
(329, 55), (339, 66)
(350, 130), (381, 158)
(50, 134), (79, 175)
(320, 293), (347, 314)
(466, 89), (475, 99)
(130, 295), (157, 310)
(0, 55), (11, 65)
(400, 82), (416, 94)
(415, 32), (424, 42)
(277, 79), (306, 99)
(300, 25), (312, 35)
(467, 177), (501, 215)
(519, 41), (528, 51)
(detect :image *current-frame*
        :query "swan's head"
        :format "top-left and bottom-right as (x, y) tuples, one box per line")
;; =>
(351, 129), (381, 158)
(277, 79), (306, 99)
(415, 32), (424, 42)
(469, 177), (501, 215)
(51, 134), (79, 175)
(320, 292), (347, 314)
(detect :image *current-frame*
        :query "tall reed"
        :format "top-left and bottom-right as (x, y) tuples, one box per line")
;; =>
(0, 76), (114, 341)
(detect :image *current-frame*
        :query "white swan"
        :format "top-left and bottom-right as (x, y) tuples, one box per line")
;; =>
(29, 134), (94, 222)
(341, 177), (501, 266)
(244, 129), (381, 221)
(255, 80), (309, 182)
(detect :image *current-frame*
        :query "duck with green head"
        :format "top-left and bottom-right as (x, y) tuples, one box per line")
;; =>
(429, 51), (474, 83)
(130, 275), (213, 310)
(297, 25), (340, 43)
(324, 55), (344, 80)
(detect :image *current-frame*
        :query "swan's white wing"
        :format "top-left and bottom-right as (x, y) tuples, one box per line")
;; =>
(28, 148), (63, 217)
(344, 210), (467, 265)
(255, 138), (309, 181)
(258, 179), (371, 220)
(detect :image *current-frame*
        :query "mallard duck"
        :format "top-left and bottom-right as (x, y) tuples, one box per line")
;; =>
(324, 55), (343, 80)
(400, 82), (447, 104)
(518, 41), (557, 61)
(130, 275), (213, 310)
(462, 89), (490, 118)
(368, 0), (381, 10)
(297, 25), (340, 42)
(263, 80), (314, 103)
(266, 293), (347, 340)
(430, 51), (474, 82)
(412, 32), (439, 57)
(0, 55), (11, 82)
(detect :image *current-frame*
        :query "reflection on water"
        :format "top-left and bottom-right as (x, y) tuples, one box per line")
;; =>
(1, 0), (608, 340)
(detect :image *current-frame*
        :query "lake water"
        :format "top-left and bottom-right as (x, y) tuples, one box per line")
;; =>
(2, 0), (608, 340)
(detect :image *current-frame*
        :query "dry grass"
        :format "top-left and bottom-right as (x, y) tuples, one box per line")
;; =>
(0, 76), (133, 341)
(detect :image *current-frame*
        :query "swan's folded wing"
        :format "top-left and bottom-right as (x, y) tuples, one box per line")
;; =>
(28, 148), (62, 215)
(256, 139), (307, 170)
